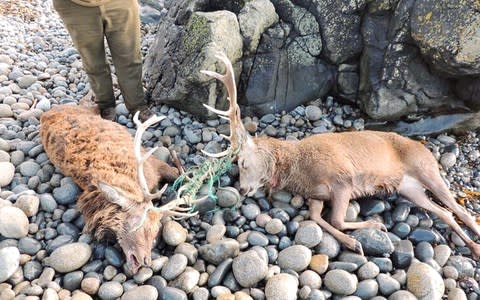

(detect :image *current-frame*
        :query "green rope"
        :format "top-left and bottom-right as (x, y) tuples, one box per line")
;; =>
(171, 149), (236, 210)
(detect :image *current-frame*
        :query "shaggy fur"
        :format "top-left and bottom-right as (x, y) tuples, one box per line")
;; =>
(40, 105), (179, 272)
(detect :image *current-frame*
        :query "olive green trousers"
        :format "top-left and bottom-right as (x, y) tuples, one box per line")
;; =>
(53, 0), (147, 112)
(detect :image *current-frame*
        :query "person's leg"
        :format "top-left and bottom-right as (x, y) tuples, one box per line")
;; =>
(101, 0), (147, 113)
(52, 0), (115, 110)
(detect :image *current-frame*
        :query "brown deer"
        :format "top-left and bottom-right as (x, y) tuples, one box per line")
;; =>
(40, 103), (190, 273)
(201, 52), (480, 257)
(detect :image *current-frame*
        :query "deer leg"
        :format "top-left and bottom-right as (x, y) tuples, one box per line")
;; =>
(421, 173), (480, 239)
(399, 175), (480, 257)
(329, 187), (387, 232)
(308, 199), (364, 255)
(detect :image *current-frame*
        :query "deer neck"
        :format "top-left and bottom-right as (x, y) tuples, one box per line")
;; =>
(259, 139), (297, 190)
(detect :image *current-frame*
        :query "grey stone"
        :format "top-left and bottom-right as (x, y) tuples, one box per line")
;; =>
(63, 271), (84, 291)
(278, 245), (312, 272)
(0, 247), (20, 283)
(163, 220), (187, 246)
(144, 9), (243, 117)
(170, 267), (200, 293)
(53, 182), (80, 205)
(294, 220), (323, 248)
(265, 218), (284, 235)
(447, 287), (467, 300)
(198, 238), (240, 265)
(232, 250), (268, 287)
(415, 241), (434, 262)
(305, 105), (322, 121)
(241, 203), (261, 220)
(391, 240), (414, 269)
(44, 243), (92, 273)
(376, 273), (400, 296)
(133, 267), (153, 284)
(323, 269), (358, 296)
(388, 290), (417, 300)
(354, 279), (379, 299)
(446, 256), (475, 277)
(17, 74), (37, 88)
(411, 0), (480, 76)
(315, 232), (341, 258)
(18, 237), (42, 255)
(121, 285), (158, 300)
(14, 194), (39, 217)
(265, 273), (298, 300)
(98, 281), (124, 300)
(161, 254), (188, 280)
(23, 260), (42, 281)
(160, 287), (187, 300)
(407, 262), (445, 300)
(238, 0), (278, 53)
(0, 206), (29, 238)
(299, 270), (321, 289)
(357, 261), (380, 280)
(208, 258), (233, 287)
(0, 104), (13, 118)
(440, 152), (457, 169)
(247, 231), (269, 247)
(18, 161), (41, 177)
(174, 243), (198, 265)
(216, 187), (240, 208)
(433, 244), (451, 267)
(351, 228), (394, 256)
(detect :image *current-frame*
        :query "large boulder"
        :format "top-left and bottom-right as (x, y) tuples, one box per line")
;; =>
(359, 0), (454, 120)
(144, 0), (480, 123)
(144, 8), (243, 117)
(411, 0), (480, 77)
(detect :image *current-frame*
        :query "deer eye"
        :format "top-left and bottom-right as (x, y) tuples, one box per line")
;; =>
(241, 160), (247, 169)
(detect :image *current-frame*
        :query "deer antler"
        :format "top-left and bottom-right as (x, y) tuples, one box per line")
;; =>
(201, 52), (248, 157)
(133, 111), (168, 200)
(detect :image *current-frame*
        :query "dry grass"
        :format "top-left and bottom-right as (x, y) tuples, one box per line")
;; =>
(0, 0), (39, 22)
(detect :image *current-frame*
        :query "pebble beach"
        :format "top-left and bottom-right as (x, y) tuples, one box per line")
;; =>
(0, 1), (480, 300)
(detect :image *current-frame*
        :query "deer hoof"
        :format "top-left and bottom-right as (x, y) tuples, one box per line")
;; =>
(345, 236), (364, 256)
(468, 242), (480, 259)
(366, 220), (387, 232)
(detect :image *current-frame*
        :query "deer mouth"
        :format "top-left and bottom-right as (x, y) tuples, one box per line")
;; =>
(126, 253), (141, 273)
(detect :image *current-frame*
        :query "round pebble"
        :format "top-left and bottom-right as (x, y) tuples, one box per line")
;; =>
(98, 281), (124, 300)
(323, 269), (358, 295)
(121, 285), (158, 300)
(407, 262), (445, 300)
(163, 220), (187, 246)
(0, 206), (29, 238)
(265, 273), (298, 300)
(0, 247), (20, 283)
(294, 221), (323, 248)
(44, 243), (92, 273)
(277, 245), (312, 272)
(0, 162), (14, 187)
(232, 250), (268, 287)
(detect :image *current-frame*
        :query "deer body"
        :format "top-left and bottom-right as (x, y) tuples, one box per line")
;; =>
(40, 105), (179, 273)
(202, 52), (480, 256)
(247, 131), (410, 199)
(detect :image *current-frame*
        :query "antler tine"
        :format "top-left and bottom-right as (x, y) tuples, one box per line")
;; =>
(203, 103), (229, 116)
(201, 51), (247, 151)
(201, 148), (231, 158)
(133, 111), (167, 200)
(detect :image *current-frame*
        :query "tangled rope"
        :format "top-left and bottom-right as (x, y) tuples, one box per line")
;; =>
(171, 148), (237, 214)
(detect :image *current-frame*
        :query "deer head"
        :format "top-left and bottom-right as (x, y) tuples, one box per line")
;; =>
(96, 113), (177, 273)
(201, 52), (274, 197)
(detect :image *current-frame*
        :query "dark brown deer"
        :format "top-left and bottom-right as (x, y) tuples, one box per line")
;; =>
(201, 52), (480, 256)
(40, 103), (191, 273)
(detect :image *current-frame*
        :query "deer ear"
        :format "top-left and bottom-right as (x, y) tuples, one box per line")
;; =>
(98, 181), (132, 208)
